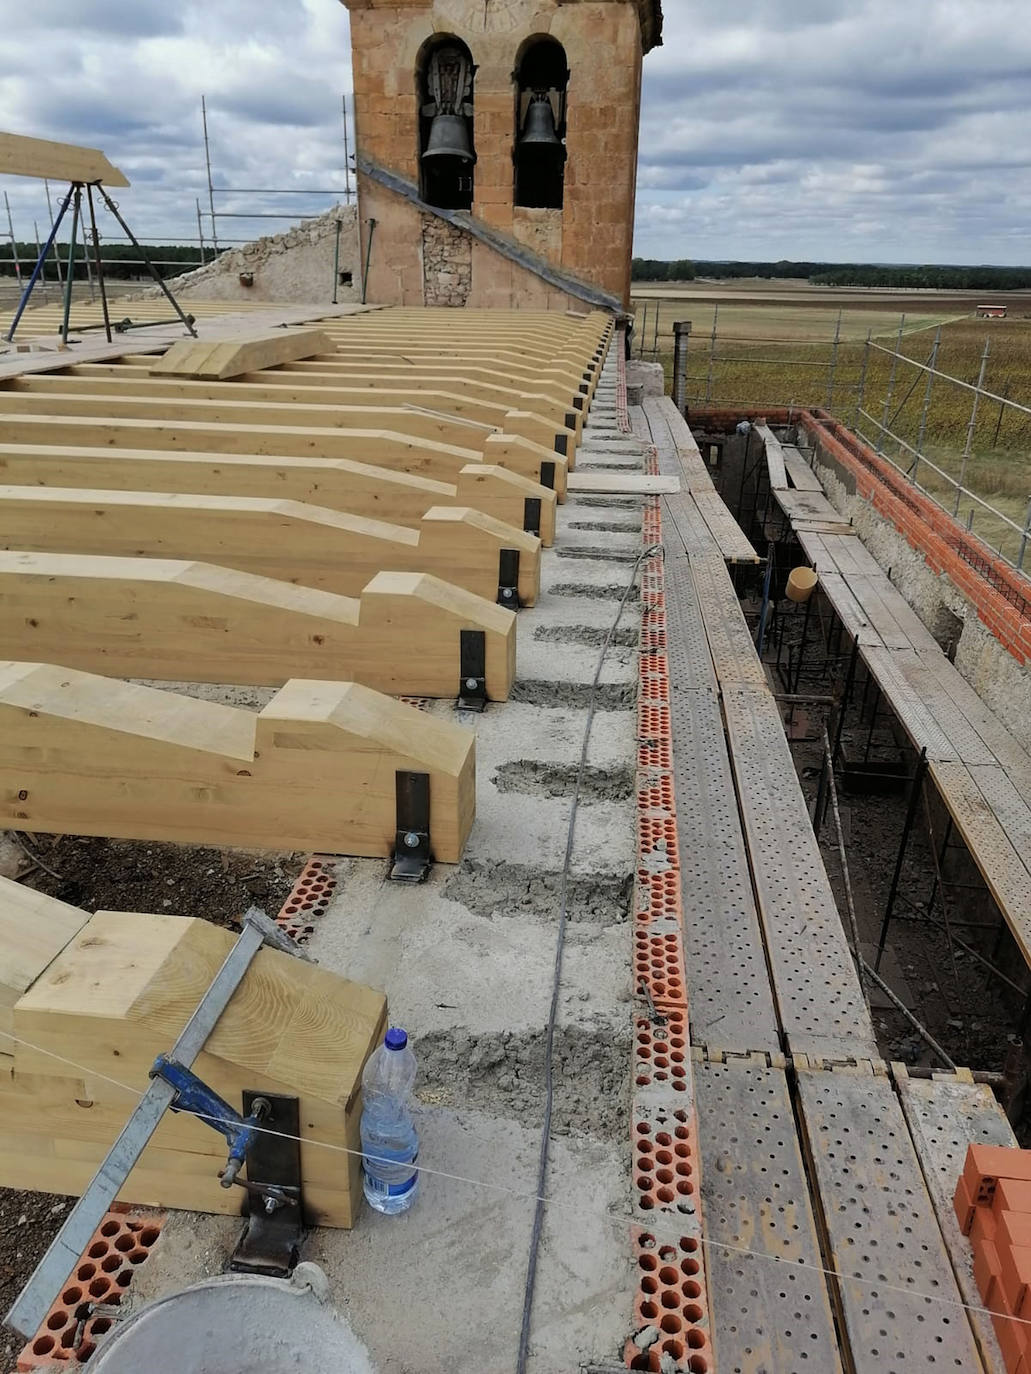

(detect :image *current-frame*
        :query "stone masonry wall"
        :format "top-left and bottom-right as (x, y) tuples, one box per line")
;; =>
(421, 215), (472, 306)
(146, 204), (360, 305)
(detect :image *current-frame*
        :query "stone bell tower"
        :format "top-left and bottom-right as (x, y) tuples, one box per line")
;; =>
(340, 0), (662, 310)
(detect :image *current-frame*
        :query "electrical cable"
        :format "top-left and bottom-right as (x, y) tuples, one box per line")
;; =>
(515, 540), (663, 1374)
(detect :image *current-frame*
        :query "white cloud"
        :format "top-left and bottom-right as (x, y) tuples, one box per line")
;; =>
(0, 0), (1026, 266)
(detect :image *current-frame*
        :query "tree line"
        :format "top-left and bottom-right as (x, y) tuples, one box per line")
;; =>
(0, 241), (202, 281)
(631, 257), (1031, 290)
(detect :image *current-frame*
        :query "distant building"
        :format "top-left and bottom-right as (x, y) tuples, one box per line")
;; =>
(976, 305), (1008, 318)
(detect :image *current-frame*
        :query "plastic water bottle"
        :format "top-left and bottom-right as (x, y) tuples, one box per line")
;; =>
(360, 1026), (419, 1214)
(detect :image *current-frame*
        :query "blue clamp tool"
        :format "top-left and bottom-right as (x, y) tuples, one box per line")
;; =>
(149, 1055), (271, 1188)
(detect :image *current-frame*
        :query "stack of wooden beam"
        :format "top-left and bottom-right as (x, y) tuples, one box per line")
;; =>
(0, 306), (611, 855)
(0, 876), (386, 1225)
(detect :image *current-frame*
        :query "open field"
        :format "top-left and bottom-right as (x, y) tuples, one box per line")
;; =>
(632, 280), (1031, 563)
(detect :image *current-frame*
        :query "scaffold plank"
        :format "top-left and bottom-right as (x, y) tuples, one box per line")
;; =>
(781, 444), (824, 492)
(722, 686), (878, 1061)
(689, 552), (768, 690)
(694, 1059), (843, 1372)
(931, 761), (1031, 961)
(796, 1068), (984, 1371)
(896, 1068), (1016, 1374)
(756, 424), (789, 491)
(863, 646), (957, 761)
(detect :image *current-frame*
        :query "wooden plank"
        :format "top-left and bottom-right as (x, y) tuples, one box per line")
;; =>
(149, 329), (334, 379)
(234, 364), (580, 412)
(5, 909), (386, 1225)
(567, 472), (679, 495)
(754, 423), (788, 491)
(931, 761), (1031, 960)
(0, 876), (90, 1056)
(0, 413), (568, 497)
(691, 490), (761, 564)
(695, 1060), (843, 1371)
(817, 571), (883, 647)
(286, 353), (589, 392)
(0, 131), (129, 187)
(896, 1068), (1015, 1374)
(772, 486), (839, 525)
(0, 663), (476, 860)
(796, 1068), (984, 1370)
(0, 555), (517, 697)
(0, 486), (542, 607)
(7, 377), (578, 451)
(848, 575), (941, 653)
(0, 442), (558, 546)
(781, 444), (825, 492)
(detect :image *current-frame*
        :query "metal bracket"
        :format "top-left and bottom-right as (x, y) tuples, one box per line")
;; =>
(554, 433), (569, 457)
(523, 497), (542, 537)
(572, 394), (584, 411)
(457, 629), (487, 712)
(539, 460), (556, 491)
(230, 1092), (303, 1277)
(390, 771), (432, 883)
(497, 548), (521, 608)
(564, 411), (577, 431)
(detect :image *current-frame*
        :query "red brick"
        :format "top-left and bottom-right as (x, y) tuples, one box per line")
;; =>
(973, 1204), (1001, 1247)
(955, 1174), (978, 1233)
(991, 1289), (1031, 1372)
(997, 1180), (1031, 1216)
(964, 1145), (1031, 1206)
(975, 1238), (1004, 1305)
(1001, 1213), (1031, 1252)
(1001, 1245), (1031, 1318)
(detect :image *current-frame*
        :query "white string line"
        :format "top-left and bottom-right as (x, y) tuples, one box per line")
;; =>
(3, 1024), (1029, 1332)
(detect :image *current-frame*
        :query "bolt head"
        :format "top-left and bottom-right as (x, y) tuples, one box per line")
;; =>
(403, 831), (420, 849)
(465, 677), (479, 691)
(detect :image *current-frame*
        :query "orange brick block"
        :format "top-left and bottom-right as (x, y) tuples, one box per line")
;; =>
(964, 1144), (1031, 1206)
(991, 1293), (1031, 1374)
(973, 1204), (1001, 1248)
(954, 1173), (977, 1234)
(974, 1239), (1003, 1308)
(999, 1212), (1031, 1252)
(1001, 1246), (1031, 1319)
(996, 1179), (1031, 1216)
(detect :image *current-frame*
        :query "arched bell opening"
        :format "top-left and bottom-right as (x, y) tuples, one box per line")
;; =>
(513, 36), (568, 210)
(417, 34), (477, 211)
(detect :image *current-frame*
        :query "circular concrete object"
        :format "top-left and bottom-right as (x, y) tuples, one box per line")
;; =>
(90, 1263), (375, 1373)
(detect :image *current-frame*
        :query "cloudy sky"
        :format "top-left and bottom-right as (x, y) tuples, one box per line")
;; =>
(1, 0), (1028, 266)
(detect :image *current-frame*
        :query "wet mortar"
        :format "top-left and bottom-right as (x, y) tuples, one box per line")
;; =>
(533, 624), (639, 648)
(510, 678), (636, 710)
(443, 858), (634, 925)
(493, 760), (635, 802)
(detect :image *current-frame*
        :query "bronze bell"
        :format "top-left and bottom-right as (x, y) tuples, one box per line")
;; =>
(519, 95), (562, 148)
(422, 112), (474, 162)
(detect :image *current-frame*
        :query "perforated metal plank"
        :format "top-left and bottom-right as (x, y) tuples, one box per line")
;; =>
(689, 552), (768, 690)
(931, 760), (1031, 961)
(796, 1069), (984, 1373)
(722, 686), (878, 1061)
(896, 1069), (1015, 1374)
(864, 647), (957, 761)
(819, 533), (883, 577)
(781, 445), (825, 493)
(670, 701), (780, 1051)
(968, 763), (1031, 879)
(917, 657), (1031, 796)
(664, 551), (719, 695)
(818, 572), (882, 647)
(694, 1058), (843, 1373)
(691, 490), (760, 563)
(664, 491), (721, 557)
(845, 576), (921, 650)
(892, 657), (999, 767)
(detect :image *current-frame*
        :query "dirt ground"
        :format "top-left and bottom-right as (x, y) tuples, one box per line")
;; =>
(0, 1190), (75, 1370)
(6, 834), (303, 927)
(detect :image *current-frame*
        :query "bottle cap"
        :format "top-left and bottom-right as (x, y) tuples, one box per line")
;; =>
(384, 1027), (408, 1050)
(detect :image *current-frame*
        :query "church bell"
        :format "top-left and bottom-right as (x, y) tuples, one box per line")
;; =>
(422, 112), (475, 163)
(518, 94), (563, 149)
